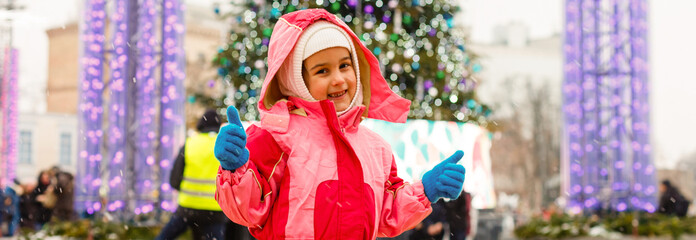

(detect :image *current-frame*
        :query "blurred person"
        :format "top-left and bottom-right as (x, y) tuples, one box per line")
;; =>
(31, 170), (54, 229)
(1, 179), (22, 236)
(50, 167), (76, 221)
(658, 180), (690, 217)
(0, 187), (5, 234)
(156, 109), (230, 240)
(18, 182), (37, 229)
(443, 191), (476, 240)
(410, 201), (446, 240)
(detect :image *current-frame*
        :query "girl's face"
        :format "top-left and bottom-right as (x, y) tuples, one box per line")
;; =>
(302, 47), (357, 112)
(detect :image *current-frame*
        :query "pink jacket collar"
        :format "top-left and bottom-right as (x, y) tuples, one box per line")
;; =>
(260, 96), (365, 134)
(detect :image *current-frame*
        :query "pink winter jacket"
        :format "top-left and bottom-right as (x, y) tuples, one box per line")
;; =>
(215, 9), (432, 239)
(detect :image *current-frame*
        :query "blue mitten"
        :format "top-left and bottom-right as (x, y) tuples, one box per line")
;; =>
(214, 106), (250, 171)
(422, 150), (466, 203)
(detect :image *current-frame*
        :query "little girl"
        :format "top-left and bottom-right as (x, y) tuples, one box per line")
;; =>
(214, 8), (466, 239)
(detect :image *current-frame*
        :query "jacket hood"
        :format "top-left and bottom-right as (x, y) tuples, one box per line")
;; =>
(258, 9), (411, 132)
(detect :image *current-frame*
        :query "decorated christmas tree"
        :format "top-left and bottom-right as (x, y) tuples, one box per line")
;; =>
(213, 0), (491, 126)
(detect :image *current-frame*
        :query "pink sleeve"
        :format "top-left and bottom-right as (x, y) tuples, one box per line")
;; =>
(377, 158), (433, 237)
(215, 125), (286, 228)
(216, 163), (272, 228)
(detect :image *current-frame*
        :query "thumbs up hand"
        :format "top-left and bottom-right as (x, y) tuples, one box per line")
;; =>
(422, 151), (466, 203)
(214, 106), (250, 171)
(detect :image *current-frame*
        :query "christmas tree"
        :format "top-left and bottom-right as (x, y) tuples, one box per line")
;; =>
(213, 0), (492, 126)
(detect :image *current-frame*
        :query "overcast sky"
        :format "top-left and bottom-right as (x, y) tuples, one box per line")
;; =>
(10, 0), (696, 168)
(648, 0), (696, 167)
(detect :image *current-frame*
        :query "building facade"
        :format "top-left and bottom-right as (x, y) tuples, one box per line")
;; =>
(15, 112), (78, 184)
(16, 4), (225, 185)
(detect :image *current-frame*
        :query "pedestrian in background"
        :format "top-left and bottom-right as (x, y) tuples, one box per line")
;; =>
(31, 170), (54, 230)
(1, 179), (21, 236)
(156, 109), (229, 240)
(658, 180), (690, 217)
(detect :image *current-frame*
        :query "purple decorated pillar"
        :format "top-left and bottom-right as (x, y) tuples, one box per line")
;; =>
(1, 48), (18, 189)
(105, 0), (133, 215)
(76, 0), (106, 215)
(76, 0), (187, 219)
(0, 47), (9, 189)
(159, 0), (186, 212)
(629, 0), (655, 212)
(563, 0), (656, 214)
(133, 0), (158, 215)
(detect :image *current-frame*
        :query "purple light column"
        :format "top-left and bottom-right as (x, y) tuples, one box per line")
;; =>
(608, 0), (628, 212)
(563, 0), (584, 214)
(159, 0), (186, 212)
(0, 49), (5, 189)
(76, 0), (106, 215)
(1, 48), (18, 189)
(0, 48), (9, 189)
(581, 0), (600, 210)
(106, 0), (130, 214)
(629, 0), (655, 212)
(7, 49), (17, 189)
(563, 0), (656, 214)
(134, 0), (158, 215)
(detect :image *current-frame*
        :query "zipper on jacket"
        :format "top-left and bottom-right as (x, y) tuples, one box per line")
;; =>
(337, 115), (345, 134)
(320, 100), (346, 135)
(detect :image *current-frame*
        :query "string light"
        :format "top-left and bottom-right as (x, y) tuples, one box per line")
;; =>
(0, 48), (18, 189)
(106, 0), (130, 214)
(0, 49), (8, 188)
(76, 0), (106, 215)
(77, 0), (186, 217)
(159, 0), (186, 212)
(134, 0), (158, 214)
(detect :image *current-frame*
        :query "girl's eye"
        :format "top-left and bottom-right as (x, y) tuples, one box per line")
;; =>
(340, 63), (351, 69)
(315, 69), (327, 75)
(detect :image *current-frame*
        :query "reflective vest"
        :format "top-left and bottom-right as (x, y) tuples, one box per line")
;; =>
(178, 132), (222, 211)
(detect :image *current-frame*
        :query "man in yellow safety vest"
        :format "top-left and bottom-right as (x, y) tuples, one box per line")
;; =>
(157, 109), (228, 240)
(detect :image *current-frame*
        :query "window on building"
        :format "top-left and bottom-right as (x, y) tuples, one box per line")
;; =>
(19, 130), (32, 164)
(60, 133), (72, 165)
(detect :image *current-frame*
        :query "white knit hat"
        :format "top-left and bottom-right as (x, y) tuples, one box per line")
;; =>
(278, 21), (362, 115)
